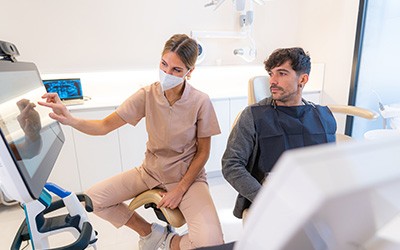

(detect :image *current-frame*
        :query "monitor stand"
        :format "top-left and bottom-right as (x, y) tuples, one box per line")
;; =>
(11, 183), (98, 250)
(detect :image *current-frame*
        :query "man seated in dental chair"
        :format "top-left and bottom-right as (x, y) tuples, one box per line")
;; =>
(222, 47), (337, 220)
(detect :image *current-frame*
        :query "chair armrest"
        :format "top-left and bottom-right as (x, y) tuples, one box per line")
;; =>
(327, 105), (379, 120)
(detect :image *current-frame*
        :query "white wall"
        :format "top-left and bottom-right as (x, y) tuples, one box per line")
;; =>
(296, 0), (360, 132)
(0, 0), (359, 131)
(1, 0), (265, 72)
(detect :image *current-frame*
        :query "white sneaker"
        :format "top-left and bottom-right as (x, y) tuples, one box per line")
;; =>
(160, 231), (178, 250)
(139, 223), (168, 250)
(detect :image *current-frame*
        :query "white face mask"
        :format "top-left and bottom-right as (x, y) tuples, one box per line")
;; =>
(159, 69), (190, 92)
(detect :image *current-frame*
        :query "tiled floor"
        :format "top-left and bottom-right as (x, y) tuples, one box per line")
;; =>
(0, 174), (242, 250)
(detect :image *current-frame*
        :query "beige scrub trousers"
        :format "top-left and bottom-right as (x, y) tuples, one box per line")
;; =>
(86, 82), (224, 249)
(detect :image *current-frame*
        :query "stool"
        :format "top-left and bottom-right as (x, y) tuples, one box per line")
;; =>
(128, 189), (185, 228)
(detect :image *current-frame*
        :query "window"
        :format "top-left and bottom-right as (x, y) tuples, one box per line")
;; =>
(348, 0), (400, 138)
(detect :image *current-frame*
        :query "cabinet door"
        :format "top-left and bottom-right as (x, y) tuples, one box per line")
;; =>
(71, 108), (122, 191)
(118, 119), (147, 172)
(48, 124), (82, 193)
(230, 97), (248, 128)
(206, 99), (230, 174)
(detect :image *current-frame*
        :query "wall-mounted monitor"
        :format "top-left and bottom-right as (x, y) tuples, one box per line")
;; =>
(0, 60), (64, 203)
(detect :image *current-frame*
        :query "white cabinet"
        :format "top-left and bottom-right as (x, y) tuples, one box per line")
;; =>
(229, 97), (248, 127)
(48, 124), (82, 193)
(206, 99), (230, 174)
(206, 97), (248, 175)
(118, 119), (147, 172)
(71, 108), (122, 191)
(48, 97), (249, 192)
(50, 95), (319, 192)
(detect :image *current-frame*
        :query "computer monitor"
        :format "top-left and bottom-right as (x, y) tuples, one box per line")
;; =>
(42, 78), (83, 101)
(0, 60), (64, 203)
(235, 137), (400, 250)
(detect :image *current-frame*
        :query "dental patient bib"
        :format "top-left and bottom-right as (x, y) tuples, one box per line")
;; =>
(250, 100), (336, 183)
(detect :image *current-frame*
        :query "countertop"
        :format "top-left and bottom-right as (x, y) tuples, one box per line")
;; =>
(41, 64), (324, 111)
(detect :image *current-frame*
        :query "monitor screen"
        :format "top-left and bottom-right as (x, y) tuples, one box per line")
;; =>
(43, 78), (83, 100)
(235, 138), (400, 250)
(0, 60), (64, 203)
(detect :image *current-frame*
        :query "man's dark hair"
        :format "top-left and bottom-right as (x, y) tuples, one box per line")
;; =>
(264, 47), (311, 75)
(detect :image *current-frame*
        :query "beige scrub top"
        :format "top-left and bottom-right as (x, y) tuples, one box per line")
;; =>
(116, 81), (221, 188)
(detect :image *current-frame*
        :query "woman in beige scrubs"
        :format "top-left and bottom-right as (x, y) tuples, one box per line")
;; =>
(39, 34), (224, 250)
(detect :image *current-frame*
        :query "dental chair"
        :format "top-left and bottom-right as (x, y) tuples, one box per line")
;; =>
(128, 189), (186, 229)
(248, 75), (270, 106)
(237, 75), (379, 222)
(326, 104), (379, 142)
